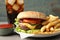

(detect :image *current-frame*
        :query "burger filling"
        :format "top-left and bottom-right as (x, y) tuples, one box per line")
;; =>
(15, 18), (44, 33)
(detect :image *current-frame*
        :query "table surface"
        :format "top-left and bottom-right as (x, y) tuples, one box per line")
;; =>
(0, 33), (60, 40)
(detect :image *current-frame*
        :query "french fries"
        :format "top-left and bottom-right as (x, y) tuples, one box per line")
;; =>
(41, 15), (60, 33)
(42, 21), (49, 25)
(48, 15), (59, 22)
(45, 19), (60, 29)
(54, 23), (60, 29)
(40, 26), (46, 32)
(54, 28), (60, 32)
(50, 27), (54, 32)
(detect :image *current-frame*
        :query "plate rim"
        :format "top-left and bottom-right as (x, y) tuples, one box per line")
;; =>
(14, 30), (60, 37)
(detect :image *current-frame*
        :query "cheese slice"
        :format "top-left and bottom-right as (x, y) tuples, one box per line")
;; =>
(19, 23), (36, 29)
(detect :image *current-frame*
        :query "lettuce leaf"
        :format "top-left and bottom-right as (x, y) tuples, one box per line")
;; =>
(15, 26), (41, 34)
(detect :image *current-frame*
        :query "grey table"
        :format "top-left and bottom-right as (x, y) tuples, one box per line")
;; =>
(0, 33), (60, 40)
(0, 35), (20, 40)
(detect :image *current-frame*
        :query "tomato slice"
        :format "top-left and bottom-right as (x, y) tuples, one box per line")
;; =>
(0, 24), (13, 28)
(23, 18), (41, 24)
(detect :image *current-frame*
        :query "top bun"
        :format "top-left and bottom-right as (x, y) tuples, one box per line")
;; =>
(17, 11), (46, 20)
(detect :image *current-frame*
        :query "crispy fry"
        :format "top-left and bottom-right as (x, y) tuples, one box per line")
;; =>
(42, 21), (49, 25)
(45, 23), (51, 29)
(54, 28), (60, 32)
(46, 19), (60, 29)
(50, 19), (60, 26)
(48, 15), (59, 22)
(42, 19), (60, 32)
(50, 27), (54, 32)
(40, 26), (46, 32)
(46, 28), (50, 32)
(41, 15), (60, 33)
(42, 23), (52, 32)
(54, 23), (60, 29)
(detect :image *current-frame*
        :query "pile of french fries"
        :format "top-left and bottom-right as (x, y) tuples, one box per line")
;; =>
(41, 15), (60, 33)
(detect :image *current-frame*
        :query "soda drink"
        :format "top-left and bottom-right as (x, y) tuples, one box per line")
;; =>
(5, 0), (24, 24)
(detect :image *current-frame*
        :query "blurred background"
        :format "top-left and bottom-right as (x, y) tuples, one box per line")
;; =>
(0, 0), (8, 22)
(24, 0), (60, 16)
(0, 0), (60, 22)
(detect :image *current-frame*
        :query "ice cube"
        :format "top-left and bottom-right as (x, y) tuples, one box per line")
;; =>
(8, 0), (16, 5)
(17, 0), (24, 5)
(12, 4), (20, 11)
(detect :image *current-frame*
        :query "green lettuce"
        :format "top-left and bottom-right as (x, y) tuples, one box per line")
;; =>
(15, 26), (41, 34)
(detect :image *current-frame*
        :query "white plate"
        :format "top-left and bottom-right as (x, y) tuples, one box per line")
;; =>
(14, 30), (60, 39)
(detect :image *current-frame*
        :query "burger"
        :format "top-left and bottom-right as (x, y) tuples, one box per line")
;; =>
(15, 11), (47, 34)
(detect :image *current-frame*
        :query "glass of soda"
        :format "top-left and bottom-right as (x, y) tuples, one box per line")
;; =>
(5, 0), (24, 24)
